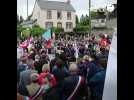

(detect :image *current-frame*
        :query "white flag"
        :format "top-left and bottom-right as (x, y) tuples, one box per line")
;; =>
(74, 43), (79, 59)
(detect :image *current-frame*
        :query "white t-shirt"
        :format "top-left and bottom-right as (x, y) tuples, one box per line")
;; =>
(85, 44), (88, 48)
(74, 44), (79, 59)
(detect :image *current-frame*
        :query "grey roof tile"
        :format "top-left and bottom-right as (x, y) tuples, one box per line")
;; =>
(37, 0), (76, 12)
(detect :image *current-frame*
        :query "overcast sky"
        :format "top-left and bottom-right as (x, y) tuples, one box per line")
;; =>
(17, 0), (117, 20)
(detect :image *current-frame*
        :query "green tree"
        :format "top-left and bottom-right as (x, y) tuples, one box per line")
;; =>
(73, 26), (89, 32)
(52, 27), (64, 34)
(80, 15), (89, 26)
(21, 28), (31, 38)
(80, 14), (84, 22)
(30, 25), (45, 37)
(76, 15), (79, 25)
(17, 24), (26, 37)
(91, 11), (97, 19)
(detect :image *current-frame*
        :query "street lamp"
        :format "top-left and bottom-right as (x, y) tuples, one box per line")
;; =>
(27, 0), (28, 18)
(89, 0), (91, 37)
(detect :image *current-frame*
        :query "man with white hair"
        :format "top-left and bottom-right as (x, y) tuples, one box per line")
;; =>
(69, 63), (79, 75)
(60, 63), (89, 100)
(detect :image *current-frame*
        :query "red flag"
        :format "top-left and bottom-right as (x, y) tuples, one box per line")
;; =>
(20, 40), (28, 48)
(47, 39), (52, 49)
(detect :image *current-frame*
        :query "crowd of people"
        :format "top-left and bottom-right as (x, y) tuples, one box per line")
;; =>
(17, 33), (111, 100)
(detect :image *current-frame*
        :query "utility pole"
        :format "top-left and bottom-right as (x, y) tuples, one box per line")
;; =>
(27, 0), (28, 18)
(89, 0), (91, 37)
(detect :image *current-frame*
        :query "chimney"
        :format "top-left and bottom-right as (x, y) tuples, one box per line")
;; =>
(67, 0), (70, 4)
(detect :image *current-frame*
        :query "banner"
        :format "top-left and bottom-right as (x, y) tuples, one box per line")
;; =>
(47, 39), (52, 49)
(52, 32), (56, 40)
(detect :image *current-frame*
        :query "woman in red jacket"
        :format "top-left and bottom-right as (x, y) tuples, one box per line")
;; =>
(38, 64), (57, 88)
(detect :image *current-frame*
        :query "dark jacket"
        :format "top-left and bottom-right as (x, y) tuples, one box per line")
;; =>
(87, 62), (102, 81)
(17, 64), (28, 73)
(18, 70), (34, 96)
(62, 75), (89, 100)
(44, 75), (89, 100)
(77, 61), (90, 78)
(34, 61), (42, 74)
(52, 66), (69, 82)
(88, 70), (106, 100)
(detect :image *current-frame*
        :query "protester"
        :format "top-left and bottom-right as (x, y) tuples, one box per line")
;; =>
(17, 56), (29, 73)
(17, 33), (112, 100)
(88, 58), (107, 100)
(62, 63), (89, 100)
(26, 73), (44, 100)
(18, 70), (37, 96)
(38, 64), (57, 87)
(34, 55), (42, 74)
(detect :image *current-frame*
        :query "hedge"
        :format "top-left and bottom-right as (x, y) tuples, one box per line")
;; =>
(73, 26), (91, 32)
(52, 27), (64, 34)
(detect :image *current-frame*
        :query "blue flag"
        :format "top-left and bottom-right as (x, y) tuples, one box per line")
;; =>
(42, 29), (51, 41)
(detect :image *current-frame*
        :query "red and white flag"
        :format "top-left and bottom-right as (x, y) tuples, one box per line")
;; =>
(29, 36), (33, 44)
(47, 39), (52, 49)
(20, 40), (28, 48)
(52, 32), (56, 40)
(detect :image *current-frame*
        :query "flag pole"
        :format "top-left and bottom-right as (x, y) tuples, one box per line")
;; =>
(89, 0), (91, 37)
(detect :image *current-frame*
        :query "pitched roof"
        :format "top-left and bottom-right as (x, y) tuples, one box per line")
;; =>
(21, 19), (37, 25)
(37, 0), (76, 12)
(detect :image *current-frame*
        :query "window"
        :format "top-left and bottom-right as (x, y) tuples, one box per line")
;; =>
(67, 12), (71, 20)
(45, 22), (53, 29)
(66, 22), (72, 29)
(57, 11), (62, 19)
(47, 11), (52, 19)
(57, 22), (62, 28)
(101, 19), (105, 23)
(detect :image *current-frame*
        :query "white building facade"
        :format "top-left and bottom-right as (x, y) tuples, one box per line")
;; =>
(31, 0), (76, 32)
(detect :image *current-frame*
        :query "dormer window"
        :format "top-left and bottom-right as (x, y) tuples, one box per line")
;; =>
(47, 10), (52, 19)
(57, 11), (62, 19)
(67, 12), (71, 20)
